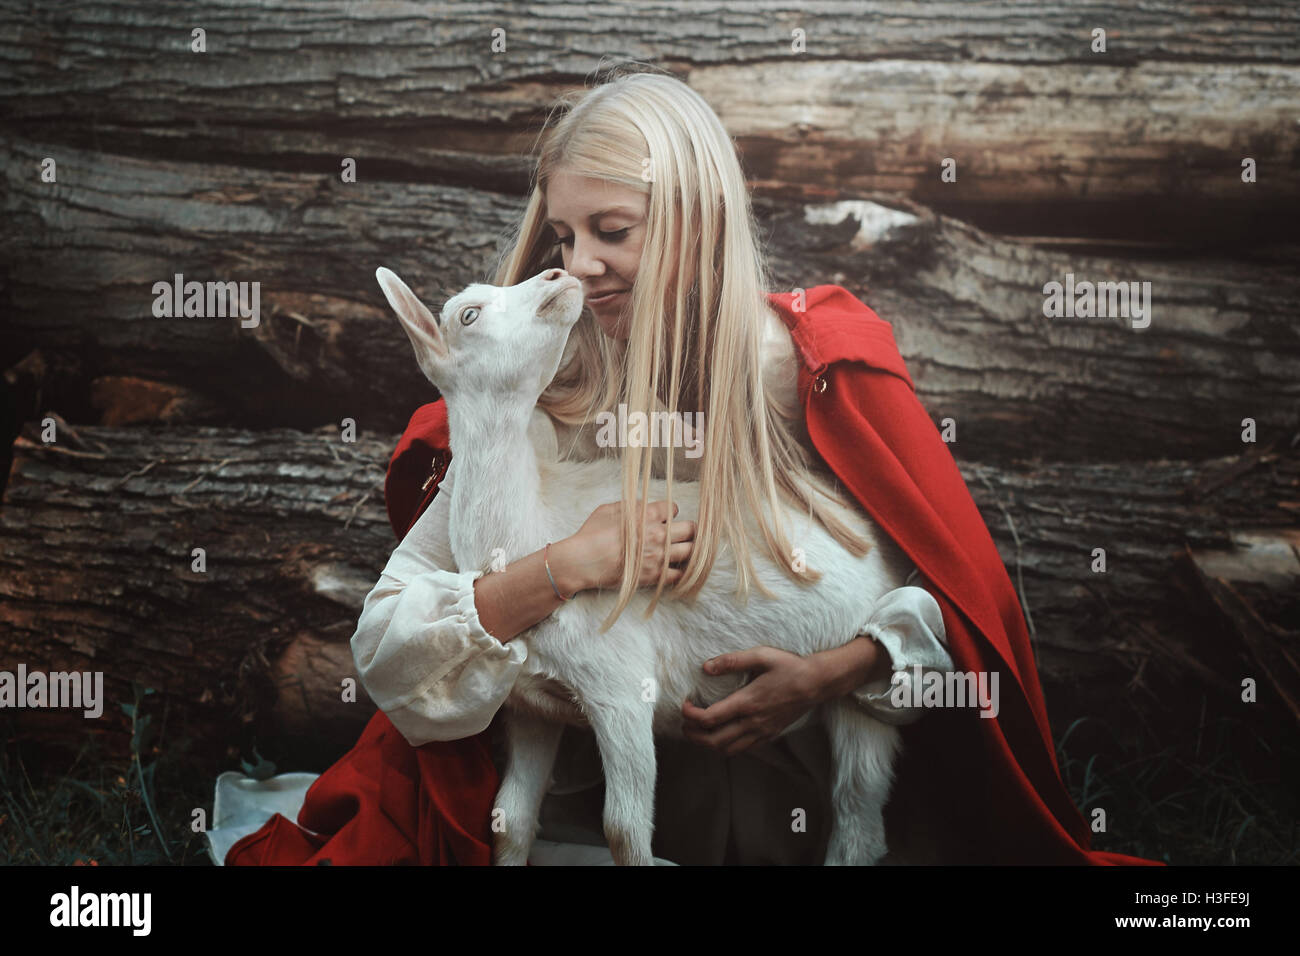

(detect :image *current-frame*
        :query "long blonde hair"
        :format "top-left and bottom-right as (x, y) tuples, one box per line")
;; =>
(491, 64), (873, 630)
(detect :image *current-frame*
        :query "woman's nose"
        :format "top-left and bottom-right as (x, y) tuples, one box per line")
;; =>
(567, 238), (603, 277)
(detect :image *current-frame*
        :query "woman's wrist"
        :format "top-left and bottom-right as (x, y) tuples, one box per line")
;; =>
(548, 535), (592, 597)
(473, 538), (591, 642)
(810, 636), (893, 703)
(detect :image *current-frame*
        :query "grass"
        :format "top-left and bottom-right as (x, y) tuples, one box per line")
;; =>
(1057, 701), (1299, 865)
(2, 680), (1295, 865)
(1, 682), (213, 866)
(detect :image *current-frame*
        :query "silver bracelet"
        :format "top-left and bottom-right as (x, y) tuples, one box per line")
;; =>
(544, 541), (571, 601)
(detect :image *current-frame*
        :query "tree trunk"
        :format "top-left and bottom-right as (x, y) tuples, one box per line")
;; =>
(3, 420), (1295, 751)
(3, 0), (1296, 239)
(3, 0), (1298, 768)
(4, 134), (1296, 461)
(0, 420), (394, 753)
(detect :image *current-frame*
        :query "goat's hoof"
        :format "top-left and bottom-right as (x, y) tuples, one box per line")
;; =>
(606, 830), (655, 866)
(492, 839), (532, 866)
(825, 835), (886, 866)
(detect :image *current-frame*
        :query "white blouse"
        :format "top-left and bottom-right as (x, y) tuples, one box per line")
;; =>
(350, 305), (953, 746)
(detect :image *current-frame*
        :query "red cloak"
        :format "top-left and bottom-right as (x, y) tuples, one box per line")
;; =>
(227, 285), (1161, 866)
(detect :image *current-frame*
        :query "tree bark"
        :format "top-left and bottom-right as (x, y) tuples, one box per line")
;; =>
(3, 0), (1298, 763)
(0, 421), (395, 752)
(3, 420), (1295, 750)
(4, 135), (1297, 461)
(3, 0), (1296, 235)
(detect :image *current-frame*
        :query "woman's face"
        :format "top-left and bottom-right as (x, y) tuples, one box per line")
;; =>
(544, 171), (646, 340)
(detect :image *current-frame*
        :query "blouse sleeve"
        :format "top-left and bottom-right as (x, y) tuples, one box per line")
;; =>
(848, 567), (953, 726)
(350, 456), (527, 746)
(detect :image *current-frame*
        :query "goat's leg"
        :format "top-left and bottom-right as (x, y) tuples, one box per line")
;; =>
(822, 698), (902, 865)
(583, 698), (658, 866)
(492, 708), (564, 865)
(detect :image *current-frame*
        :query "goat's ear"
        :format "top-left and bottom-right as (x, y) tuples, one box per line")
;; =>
(375, 267), (447, 357)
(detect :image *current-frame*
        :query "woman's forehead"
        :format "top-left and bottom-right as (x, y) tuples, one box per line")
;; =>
(545, 175), (645, 222)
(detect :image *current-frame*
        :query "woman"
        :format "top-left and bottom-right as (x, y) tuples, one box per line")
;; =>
(216, 66), (1158, 865)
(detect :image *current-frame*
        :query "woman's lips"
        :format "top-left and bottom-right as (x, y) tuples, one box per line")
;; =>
(587, 289), (626, 307)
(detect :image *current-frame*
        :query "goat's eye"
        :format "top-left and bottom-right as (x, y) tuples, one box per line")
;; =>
(460, 307), (479, 326)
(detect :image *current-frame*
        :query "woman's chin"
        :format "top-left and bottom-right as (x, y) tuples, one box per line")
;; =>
(594, 309), (630, 341)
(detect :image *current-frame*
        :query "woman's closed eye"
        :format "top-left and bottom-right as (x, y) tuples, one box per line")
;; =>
(552, 227), (630, 248)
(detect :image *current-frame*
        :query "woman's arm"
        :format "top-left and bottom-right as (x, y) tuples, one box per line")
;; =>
(472, 538), (587, 642)
(353, 453), (688, 746)
(809, 635), (894, 698)
(352, 457), (584, 745)
(680, 577), (951, 753)
(842, 580), (953, 725)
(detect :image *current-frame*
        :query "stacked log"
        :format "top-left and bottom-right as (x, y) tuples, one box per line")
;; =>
(1, 1), (1296, 755)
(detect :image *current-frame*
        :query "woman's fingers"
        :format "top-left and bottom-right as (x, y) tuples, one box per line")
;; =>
(668, 518), (696, 541)
(619, 501), (692, 587)
(644, 499), (678, 523)
(682, 704), (767, 754)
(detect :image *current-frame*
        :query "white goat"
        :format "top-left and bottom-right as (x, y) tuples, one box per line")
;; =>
(375, 266), (914, 865)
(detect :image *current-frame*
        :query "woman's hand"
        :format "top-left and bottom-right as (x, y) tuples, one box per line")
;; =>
(560, 498), (696, 592)
(681, 638), (889, 756)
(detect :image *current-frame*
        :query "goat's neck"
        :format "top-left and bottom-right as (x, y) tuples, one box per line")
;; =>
(444, 395), (548, 572)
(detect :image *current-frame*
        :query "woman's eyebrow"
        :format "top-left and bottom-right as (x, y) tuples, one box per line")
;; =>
(545, 205), (639, 225)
